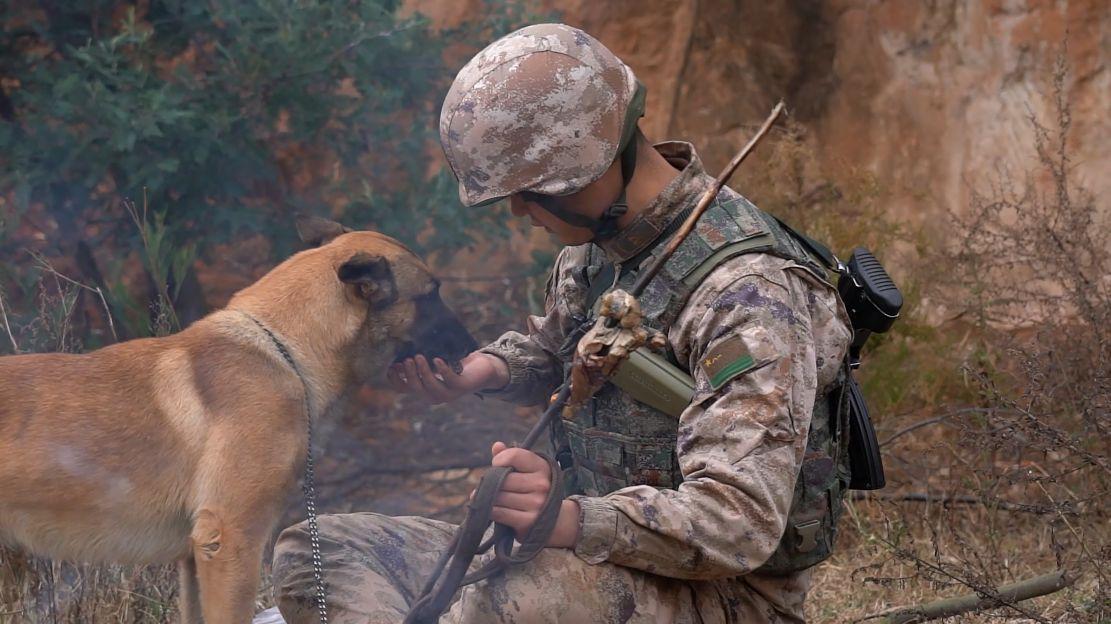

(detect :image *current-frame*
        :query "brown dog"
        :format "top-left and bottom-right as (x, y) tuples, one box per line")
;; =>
(0, 217), (476, 623)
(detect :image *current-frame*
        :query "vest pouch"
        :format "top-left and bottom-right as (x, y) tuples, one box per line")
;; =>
(756, 384), (848, 575)
(758, 472), (844, 575)
(562, 419), (682, 497)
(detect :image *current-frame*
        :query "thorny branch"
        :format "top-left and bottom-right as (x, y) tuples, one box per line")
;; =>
(1034, 481), (1107, 588)
(856, 48), (1108, 623)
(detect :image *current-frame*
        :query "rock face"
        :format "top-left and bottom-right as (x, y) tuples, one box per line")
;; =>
(410, 0), (1110, 231)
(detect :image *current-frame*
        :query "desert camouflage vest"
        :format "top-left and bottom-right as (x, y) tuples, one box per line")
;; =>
(551, 188), (851, 575)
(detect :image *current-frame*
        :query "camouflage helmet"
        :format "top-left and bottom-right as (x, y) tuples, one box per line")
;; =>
(440, 23), (646, 208)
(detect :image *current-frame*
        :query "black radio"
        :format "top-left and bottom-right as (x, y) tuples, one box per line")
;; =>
(836, 247), (903, 490)
(838, 247), (903, 368)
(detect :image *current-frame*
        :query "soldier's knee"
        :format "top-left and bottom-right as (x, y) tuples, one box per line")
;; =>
(455, 550), (588, 623)
(272, 520), (310, 581)
(272, 520), (318, 621)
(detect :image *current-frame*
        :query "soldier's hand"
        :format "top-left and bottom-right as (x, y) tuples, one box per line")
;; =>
(386, 351), (509, 404)
(488, 441), (580, 548)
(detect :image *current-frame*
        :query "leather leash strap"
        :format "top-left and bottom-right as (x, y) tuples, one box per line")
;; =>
(403, 359), (578, 624)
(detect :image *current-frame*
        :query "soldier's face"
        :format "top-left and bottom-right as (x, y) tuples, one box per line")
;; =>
(508, 159), (624, 245)
(508, 194), (593, 244)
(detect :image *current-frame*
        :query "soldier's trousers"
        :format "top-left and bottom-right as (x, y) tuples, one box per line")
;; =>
(271, 513), (810, 624)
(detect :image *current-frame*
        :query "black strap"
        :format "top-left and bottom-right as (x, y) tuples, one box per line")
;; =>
(589, 137), (639, 241)
(404, 453), (565, 624)
(770, 215), (838, 270)
(531, 197), (602, 229)
(535, 137), (639, 242)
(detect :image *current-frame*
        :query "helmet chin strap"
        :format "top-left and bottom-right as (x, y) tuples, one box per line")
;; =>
(534, 136), (639, 242)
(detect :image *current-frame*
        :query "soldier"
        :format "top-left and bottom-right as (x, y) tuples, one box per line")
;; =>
(272, 23), (852, 624)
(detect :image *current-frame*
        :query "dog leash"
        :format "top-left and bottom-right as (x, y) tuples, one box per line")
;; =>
(242, 313), (329, 624)
(402, 331), (584, 624)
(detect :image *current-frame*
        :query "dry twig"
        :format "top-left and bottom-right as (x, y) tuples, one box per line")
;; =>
(0, 287), (18, 353)
(850, 491), (1059, 515)
(28, 251), (119, 343)
(855, 570), (1072, 623)
(1034, 481), (1107, 587)
(125, 191), (182, 333)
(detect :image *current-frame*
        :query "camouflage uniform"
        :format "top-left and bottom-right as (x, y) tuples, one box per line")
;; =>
(273, 142), (853, 623)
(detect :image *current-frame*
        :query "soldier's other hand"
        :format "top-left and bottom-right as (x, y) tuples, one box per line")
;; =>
(386, 352), (508, 404)
(488, 441), (580, 548)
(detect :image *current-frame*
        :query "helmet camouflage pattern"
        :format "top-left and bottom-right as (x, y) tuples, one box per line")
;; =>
(439, 23), (645, 207)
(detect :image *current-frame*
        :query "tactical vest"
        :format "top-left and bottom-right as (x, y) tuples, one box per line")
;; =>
(551, 189), (852, 575)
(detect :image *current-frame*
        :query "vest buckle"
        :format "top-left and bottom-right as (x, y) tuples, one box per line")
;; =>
(794, 520), (821, 553)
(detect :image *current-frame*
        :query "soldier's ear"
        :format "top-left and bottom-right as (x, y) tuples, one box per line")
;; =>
(337, 252), (398, 309)
(297, 214), (352, 247)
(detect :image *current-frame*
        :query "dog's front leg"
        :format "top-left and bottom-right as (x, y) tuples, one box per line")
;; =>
(191, 507), (268, 624)
(179, 555), (204, 624)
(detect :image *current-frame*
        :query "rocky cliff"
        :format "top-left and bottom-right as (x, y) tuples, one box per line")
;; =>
(410, 0), (1109, 237)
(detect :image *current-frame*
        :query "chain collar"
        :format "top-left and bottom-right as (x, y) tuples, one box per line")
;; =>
(240, 312), (329, 624)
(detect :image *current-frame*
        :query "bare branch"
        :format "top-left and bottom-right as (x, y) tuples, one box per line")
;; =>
(850, 491), (1063, 515)
(880, 416), (949, 448)
(855, 570), (1072, 624)
(93, 286), (119, 343)
(27, 251), (119, 344)
(872, 535), (1054, 623)
(1035, 481), (1107, 588)
(0, 287), (18, 353)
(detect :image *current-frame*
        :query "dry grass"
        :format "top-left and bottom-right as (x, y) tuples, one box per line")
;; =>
(810, 502), (1099, 623)
(0, 553), (179, 623)
(807, 54), (1108, 623)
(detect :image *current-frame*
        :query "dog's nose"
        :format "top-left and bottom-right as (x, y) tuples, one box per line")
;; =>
(412, 294), (478, 363)
(435, 317), (479, 360)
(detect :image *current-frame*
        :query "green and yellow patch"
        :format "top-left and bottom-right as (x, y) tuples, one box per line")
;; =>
(700, 336), (758, 390)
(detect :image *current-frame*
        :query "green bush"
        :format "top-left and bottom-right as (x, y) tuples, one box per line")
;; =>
(0, 0), (522, 341)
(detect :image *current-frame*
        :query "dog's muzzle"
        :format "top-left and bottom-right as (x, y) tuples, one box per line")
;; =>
(394, 292), (478, 372)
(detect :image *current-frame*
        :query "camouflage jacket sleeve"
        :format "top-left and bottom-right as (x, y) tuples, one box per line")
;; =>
(478, 245), (591, 406)
(569, 253), (851, 580)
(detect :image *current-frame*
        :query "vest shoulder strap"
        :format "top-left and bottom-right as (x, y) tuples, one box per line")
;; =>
(680, 232), (777, 288)
(590, 193), (838, 416)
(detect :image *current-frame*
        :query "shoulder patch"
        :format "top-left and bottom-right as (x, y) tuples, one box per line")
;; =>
(700, 336), (757, 390)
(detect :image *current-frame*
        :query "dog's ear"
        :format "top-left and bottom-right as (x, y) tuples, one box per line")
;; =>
(297, 214), (352, 247)
(338, 252), (398, 309)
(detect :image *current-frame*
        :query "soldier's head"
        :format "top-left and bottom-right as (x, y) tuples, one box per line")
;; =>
(439, 24), (646, 245)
